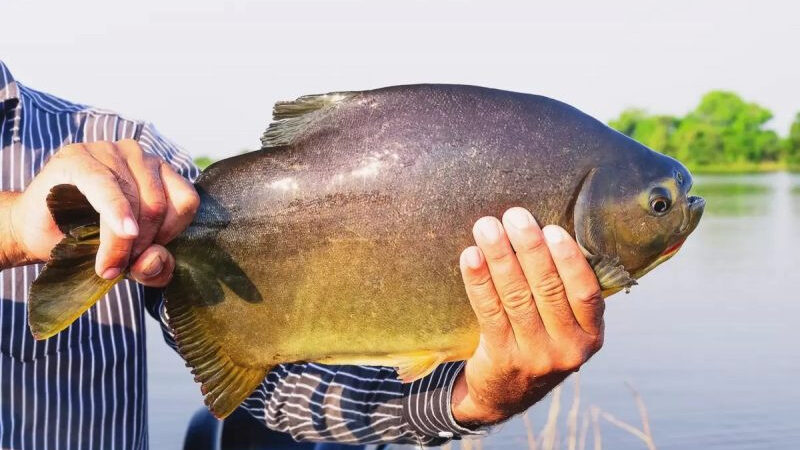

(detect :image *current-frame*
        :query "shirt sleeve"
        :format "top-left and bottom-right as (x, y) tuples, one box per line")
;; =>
(240, 362), (484, 445)
(135, 124), (484, 445)
(136, 122), (201, 182)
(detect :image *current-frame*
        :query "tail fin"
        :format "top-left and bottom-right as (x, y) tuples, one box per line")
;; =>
(28, 184), (123, 340)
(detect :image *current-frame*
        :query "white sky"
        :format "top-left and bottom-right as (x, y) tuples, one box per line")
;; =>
(3, 0), (798, 159)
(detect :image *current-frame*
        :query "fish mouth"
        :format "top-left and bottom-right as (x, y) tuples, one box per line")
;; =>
(664, 195), (703, 257)
(688, 195), (705, 211)
(685, 195), (705, 233)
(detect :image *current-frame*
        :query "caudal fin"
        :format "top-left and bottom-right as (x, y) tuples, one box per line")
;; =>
(28, 184), (123, 340)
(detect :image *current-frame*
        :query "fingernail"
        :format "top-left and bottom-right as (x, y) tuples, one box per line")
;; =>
(101, 267), (121, 280)
(476, 217), (503, 243)
(141, 254), (164, 277)
(462, 247), (483, 269)
(543, 226), (565, 244)
(506, 208), (535, 230)
(122, 217), (139, 237)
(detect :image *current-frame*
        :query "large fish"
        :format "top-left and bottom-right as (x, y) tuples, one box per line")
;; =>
(28, 84), (704, 418)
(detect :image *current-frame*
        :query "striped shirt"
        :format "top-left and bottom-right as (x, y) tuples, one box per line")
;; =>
(0, 60), (477, 449)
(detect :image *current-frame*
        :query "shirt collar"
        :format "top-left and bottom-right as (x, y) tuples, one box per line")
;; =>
(0, 60), (20, 130)
(0, 60), (22, 146)
(0, 60), (20, 112)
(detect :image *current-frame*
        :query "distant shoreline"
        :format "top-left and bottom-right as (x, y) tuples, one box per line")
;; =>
(687, 162), (800, 175)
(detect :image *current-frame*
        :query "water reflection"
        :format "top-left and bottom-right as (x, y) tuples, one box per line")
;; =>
(691, 176), (771, 216)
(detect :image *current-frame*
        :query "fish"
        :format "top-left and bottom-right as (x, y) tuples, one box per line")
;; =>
(27, 84), (705, 418)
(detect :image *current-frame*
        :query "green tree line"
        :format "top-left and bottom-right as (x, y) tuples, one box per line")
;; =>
(609, 91), (800, 172)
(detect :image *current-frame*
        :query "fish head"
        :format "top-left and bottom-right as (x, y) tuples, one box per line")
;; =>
(574, 150), (704, 291)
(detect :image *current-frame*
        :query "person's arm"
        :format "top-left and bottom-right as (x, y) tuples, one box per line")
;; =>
(237, 362), (480, 445)
(0, 133), (199, 281)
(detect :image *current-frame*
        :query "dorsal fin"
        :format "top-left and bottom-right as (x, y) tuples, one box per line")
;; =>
(260, 92), (355, 148)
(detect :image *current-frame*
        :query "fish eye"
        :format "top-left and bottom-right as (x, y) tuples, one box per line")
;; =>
(651, 197), (671, 214)
(648, 187), (672, 215)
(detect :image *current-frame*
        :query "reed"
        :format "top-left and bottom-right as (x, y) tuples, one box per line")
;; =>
(596, 383), (656, 450)
(457, 375), (657, 450)
(565, 374), (581, 450)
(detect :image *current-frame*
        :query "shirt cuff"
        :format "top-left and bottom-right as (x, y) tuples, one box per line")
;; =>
(155, 293), (179, 350)
(401, 361), (488, 442)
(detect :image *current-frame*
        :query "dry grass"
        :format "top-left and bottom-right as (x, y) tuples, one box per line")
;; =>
(456, 375), (656, 450)
(596, 383), (656, 450)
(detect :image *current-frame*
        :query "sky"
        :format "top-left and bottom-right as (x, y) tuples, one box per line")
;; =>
(3, 0), (799, 160)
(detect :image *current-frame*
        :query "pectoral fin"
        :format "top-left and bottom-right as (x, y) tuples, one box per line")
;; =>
(390, 351), (447, 383)
(587, 254), (638, 296)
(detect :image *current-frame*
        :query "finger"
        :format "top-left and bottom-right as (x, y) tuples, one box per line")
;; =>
(82, 141), (141, 225)
(542, 225), (605, 337)
(459, 246), (514, 350)
(53, 145), (138, 279)
(55, 145), (139, 240)
(155, 162), (200, 244)
(501, 209), (579, 339)
(129, 244), (175, 288)
(82, 142), (142, 279)
(117, 140), (168, 258)
(472, 216), (544, 344)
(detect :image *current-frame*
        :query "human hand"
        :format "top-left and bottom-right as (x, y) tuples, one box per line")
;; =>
(451, 207), (605, 427)
(8, 140), (199, 287)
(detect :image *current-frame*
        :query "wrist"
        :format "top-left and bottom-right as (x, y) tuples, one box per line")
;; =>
(0, 192), (30, 269)
(450, 369), (507, 427)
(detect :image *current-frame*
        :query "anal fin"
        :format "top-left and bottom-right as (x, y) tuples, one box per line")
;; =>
(390, 351), (447, 383)
(166, 284), (267, 418)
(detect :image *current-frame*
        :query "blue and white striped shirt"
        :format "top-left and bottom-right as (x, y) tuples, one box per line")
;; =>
(0, 60), (474, 449)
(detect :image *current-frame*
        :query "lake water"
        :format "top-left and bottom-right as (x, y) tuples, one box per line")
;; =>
(146, 173), (800, 450)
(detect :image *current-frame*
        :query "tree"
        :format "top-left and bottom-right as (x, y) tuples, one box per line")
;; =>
(609, 91), (782, 167)
(675, 91), (780, 164)
(785, 112), (800, 165)
(609, 109), (679, 157)
(194, 156), (214, 170)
